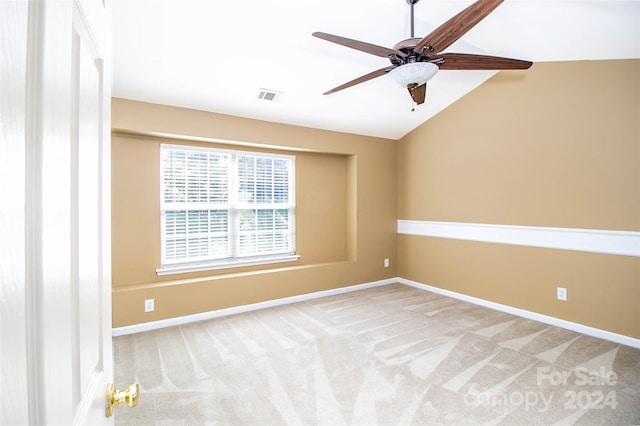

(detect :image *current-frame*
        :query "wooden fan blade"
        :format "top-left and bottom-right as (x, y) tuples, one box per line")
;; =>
(313, 32), (406, 59)
(434, 53), (532, 70)
(323, 67), (395, 95)
(414, 0), (504, 55)
(407, 83), (427, 105)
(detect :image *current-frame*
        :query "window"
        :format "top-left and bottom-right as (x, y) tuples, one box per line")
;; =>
(158, 144), (296, 274)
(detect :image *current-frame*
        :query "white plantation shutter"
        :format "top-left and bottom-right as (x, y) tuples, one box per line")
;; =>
(160, 144), (295, 271)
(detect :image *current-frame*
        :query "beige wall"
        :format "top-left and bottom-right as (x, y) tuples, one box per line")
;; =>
(112, 59), (639, 339)
(398, 60), (640, 338)
(111, 99), (397, 327)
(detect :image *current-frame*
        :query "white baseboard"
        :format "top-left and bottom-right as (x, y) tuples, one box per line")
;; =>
(112, 277), (640, 350)
(397, 278), (640, 349)
(111, 278), (396, 337)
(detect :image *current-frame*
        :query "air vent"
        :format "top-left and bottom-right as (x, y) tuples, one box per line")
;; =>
(257, 88), (283, 102)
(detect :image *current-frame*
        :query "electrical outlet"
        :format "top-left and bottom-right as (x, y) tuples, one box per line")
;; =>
(144, 299), (155, 312)
(556, 287), (567, 301)
(384, 258), (390, 268)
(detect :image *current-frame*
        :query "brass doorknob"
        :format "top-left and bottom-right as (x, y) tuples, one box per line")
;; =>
(106, 382), (140, 417)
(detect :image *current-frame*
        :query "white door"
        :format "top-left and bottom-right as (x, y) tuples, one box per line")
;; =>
(1, 0), (117, 424)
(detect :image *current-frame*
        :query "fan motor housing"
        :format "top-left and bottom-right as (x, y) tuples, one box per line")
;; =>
(391, 38), (434, 66)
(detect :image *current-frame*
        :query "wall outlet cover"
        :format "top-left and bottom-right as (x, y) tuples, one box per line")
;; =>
(557, 287), (567, 301)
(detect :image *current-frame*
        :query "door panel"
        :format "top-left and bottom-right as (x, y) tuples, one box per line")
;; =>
(76, 25), (101, 397)
(71, 1), (113, 424)
(0, 0), (113, 424)
(74, 18), (106, 419)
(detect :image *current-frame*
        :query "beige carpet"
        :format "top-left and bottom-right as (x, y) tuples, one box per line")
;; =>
(113, 283), (640, 425)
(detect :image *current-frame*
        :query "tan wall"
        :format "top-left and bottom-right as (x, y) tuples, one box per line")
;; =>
(398, 59), (640, 338)
(113, 60), (639, 339)
(111, 98), (397, 327)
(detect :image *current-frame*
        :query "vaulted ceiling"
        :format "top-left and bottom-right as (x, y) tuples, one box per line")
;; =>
(112, 0), (640, 140)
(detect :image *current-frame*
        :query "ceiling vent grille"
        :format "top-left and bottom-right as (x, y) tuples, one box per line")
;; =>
(257, 88), (283, 102)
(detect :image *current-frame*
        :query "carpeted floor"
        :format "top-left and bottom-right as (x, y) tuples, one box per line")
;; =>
(113, 283), (640, 425)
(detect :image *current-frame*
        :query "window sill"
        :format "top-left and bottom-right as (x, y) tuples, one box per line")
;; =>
(156, 254), (300, 276)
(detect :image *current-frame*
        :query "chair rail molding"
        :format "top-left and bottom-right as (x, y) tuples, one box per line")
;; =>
(397, 220), (640, 257)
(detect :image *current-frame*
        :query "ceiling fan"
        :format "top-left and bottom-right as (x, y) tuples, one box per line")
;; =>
(313, 0), (532, 106)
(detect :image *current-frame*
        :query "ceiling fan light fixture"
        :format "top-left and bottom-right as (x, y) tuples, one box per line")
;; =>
(388, 62), (438, 87)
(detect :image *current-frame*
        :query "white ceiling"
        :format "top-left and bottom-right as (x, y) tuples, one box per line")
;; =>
(112, 0), (640, 140)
